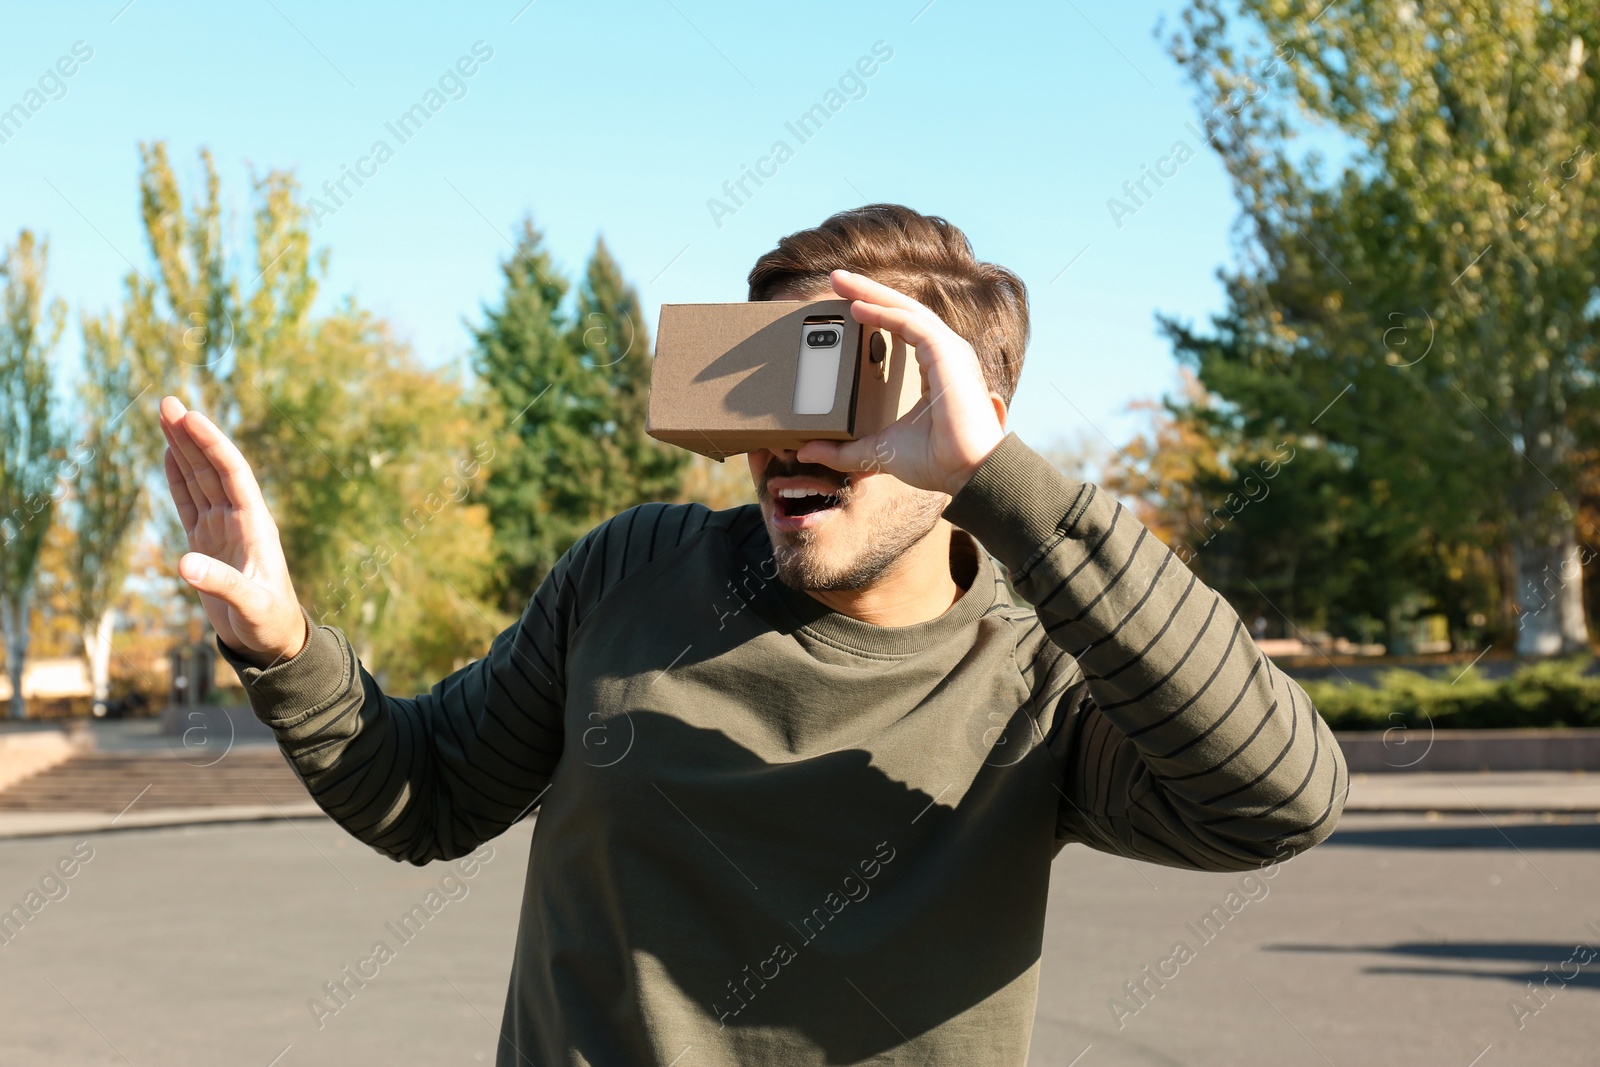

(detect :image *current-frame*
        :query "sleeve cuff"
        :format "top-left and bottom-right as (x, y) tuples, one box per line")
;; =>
(941, 431), (1094, 577)
(213, 602), (351, 726)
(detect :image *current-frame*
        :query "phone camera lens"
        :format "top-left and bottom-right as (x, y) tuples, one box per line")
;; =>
(807, 329), (838, 348)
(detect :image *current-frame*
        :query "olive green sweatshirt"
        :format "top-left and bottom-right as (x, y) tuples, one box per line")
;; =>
(216, 432), (1348, 1066)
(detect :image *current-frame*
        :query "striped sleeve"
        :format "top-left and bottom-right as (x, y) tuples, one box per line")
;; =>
(214, 501), (716, 865)
(943, 433), (1348, 872)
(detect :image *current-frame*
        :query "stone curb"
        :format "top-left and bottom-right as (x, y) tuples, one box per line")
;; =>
(1335, 728), (1600, 773)
(0, 803), (324, 840)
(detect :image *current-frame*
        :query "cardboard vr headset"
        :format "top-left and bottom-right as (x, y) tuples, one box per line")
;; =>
(645, 299), (922, 461)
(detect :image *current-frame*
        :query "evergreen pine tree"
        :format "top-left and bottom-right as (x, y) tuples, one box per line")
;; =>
(473, 219), (597, 610)
(569, 237), (687, 516)
(473, 226), (692, 610)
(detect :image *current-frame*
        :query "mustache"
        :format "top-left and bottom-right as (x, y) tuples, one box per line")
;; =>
(760, 459), (850, 496)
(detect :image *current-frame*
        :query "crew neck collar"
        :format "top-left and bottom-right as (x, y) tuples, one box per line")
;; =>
(738, 513), (998, 657)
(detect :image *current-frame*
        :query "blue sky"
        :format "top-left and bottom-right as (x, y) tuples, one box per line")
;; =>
(0, 0), (1252, 463)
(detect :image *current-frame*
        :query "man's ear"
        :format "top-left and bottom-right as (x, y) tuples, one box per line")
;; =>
(990, 391), (1008, 432)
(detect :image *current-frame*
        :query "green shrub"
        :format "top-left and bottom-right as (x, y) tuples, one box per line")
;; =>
(1301, 655), (1600, 731)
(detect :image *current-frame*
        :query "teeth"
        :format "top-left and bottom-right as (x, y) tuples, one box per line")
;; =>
(777, 487), (831, 498)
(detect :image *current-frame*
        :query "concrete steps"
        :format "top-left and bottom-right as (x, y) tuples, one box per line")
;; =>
(0, 748), (311, 813)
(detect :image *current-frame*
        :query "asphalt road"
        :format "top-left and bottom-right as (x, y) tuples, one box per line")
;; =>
(1, 812), (1595, 1066)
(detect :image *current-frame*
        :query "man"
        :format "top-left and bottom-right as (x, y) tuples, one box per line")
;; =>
(163, 204), (1347, 1065)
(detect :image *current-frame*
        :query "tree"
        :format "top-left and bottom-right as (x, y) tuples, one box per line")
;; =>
(471, 219), (578, 611)
(568, 237), (687, 514)
(126, 143), (243, 588)
(674, 453), (757, 510)
(67, 306), (163, 713)
(0, 230), (66, 719)
(1166, 0), (1600, 655)
(1103, 372), (1235, 565)
(1106, 371), (1347, 641)
(134, 143), (236, 418)
(240, 301), (506, 690)
(1144, 317), (1505, 652)
(132, 143), (506, 689)
(472, 224), (687, 611)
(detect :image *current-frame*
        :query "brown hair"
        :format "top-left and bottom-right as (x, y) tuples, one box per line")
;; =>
(747, 204), (1029, 403)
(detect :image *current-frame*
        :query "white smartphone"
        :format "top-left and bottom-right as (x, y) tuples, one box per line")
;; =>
(792, 317), (846, 414)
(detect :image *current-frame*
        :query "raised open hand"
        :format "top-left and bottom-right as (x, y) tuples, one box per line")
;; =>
(160, 395), (307, 668)
(795, 269), (1007, 497)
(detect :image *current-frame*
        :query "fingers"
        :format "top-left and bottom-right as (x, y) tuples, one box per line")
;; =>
(182, 406), (268, 514)
(177, 551), (262, 613)
(161, 396), (229, 509)
(160, 395), (266, 515)
(828, 271), (975, 367)
(848, 303), (955, 355)
(164, 447), (198, 532)
(161, 396), (210, 514)
(796, 436), (880, 474)
(829, 269), (924, 313)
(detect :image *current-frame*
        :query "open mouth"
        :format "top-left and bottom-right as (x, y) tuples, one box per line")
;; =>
(770, 485), (846, 526)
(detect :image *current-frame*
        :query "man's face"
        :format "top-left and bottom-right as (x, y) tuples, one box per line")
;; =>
(746, 283), (949, 592)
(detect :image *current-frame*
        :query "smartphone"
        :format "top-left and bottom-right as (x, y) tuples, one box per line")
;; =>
(793, 316), (846, 414)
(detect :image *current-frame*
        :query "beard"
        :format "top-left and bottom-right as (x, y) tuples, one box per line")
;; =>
(769, 485), (949, 592)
